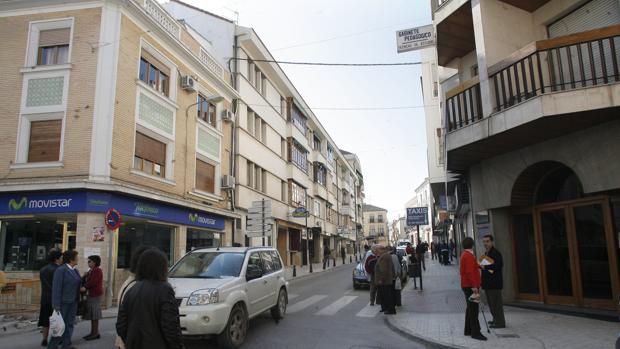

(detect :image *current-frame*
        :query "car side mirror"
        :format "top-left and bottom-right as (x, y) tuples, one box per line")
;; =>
(246, 264), (263, 281)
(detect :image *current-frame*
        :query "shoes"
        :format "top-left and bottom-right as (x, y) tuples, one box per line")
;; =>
(471, 334), (487, 341)
(370, 303), (374, 306)
(490, 324), (505, 329)
(464, 332), (471, 336)
(41, 339), (47, 347)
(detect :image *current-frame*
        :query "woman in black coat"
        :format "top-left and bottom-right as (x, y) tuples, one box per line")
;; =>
(116, 249), (184, 349)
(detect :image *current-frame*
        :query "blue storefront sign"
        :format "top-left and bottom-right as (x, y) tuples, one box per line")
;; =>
(406, 207), (429, 226)
(0, 191), (225, 230)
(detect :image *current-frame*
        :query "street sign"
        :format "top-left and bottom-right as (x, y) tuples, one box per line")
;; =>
(396, 24), (435, 53)
(247, 213), (274, 222)
(290, 207), (309, 218)
(248, 207), (272, 215)
(246, 230), (271, 238)
(251, 200), (271, 208)
(406, 207), (429, 226)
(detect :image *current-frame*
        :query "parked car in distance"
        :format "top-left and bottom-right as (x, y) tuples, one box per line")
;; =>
(168, 247), (289, 349)
(352, 261), (369, 289)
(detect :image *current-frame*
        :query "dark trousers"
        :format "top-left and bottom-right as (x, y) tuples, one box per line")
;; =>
(462, 288), (481, 337)
(378, 285), (395, 313)
(431, 251), (436, 260)
(47, 302), (77, 349)
(323, 255), (329, 269)
(342, 255), (346, 264)
(393, 280), (402, 306)
(417, 253), (426, 270)
(485, 289), (505, 326)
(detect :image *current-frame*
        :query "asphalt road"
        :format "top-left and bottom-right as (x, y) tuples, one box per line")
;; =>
(1, 265), (425, 349)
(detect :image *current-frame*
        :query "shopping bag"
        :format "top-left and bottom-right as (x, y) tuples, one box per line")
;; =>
(395, 277), (402, 290)
(49, 310), (65, 337)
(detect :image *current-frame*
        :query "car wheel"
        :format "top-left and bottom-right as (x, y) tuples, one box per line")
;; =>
(217, 304), (248, 349)
(353, 281), (360, 290)
(271, 288), (287, 320)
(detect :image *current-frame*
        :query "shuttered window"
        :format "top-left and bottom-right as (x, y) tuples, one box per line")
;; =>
(28, 120), (62, 162)
(196, 159), (215, 193)
(37, 28), (70, 65)
(548, 0), (620, 38)
(139, 51), (170, 96)
(134, 132), (166, 178)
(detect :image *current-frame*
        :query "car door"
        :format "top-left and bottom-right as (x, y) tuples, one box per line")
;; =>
(245, 252), (269, 317)
(260, 251), (278, 308)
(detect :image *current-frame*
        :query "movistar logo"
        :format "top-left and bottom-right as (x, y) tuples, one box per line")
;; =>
(8, 197), (27, 211)
(188, 213), (215, 225)
(189, 213), (198, 223)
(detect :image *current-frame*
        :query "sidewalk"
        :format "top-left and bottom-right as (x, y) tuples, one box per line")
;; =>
(284, 254), (359, 281)
(387, 258), (620, 349)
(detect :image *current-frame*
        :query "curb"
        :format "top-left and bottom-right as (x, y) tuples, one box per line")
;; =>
(286, 263), (353, 283)
(384, 315), (467, 349)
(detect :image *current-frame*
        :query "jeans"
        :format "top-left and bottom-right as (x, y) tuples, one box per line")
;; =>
(485, 289), (505, 326)
(462, 288), (481, 336)
(47, 302), (77, 349)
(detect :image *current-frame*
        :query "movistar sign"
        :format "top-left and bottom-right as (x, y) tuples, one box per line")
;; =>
(7, 196), (73, 211)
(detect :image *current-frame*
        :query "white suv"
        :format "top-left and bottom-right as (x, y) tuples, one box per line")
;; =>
(168, 247), (288, 349)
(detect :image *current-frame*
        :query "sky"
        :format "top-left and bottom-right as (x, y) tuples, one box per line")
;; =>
(164, 0), (433, 221)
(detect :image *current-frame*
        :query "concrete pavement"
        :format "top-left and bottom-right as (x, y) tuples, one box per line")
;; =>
(387, 258), (620, 349)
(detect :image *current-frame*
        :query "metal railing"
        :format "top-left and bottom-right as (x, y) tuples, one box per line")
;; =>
(0, 279), (41, 315)
(445, 80), (483, 132)
(490, 26), (620, 112)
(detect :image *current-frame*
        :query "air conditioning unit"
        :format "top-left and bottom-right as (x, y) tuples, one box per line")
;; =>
(221, 110), (233, 121)
(221, 175), (235, 189)
(180, 75), (196, 92)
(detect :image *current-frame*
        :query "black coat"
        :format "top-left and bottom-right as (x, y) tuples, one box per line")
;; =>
(116, 280), (184, 349)
(481, 247), (503, 290)
(39, 263), (59, 305)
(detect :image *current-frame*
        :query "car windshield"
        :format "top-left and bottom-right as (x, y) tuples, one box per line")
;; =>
(169, 252), (245, 279)
(398, 241), (408, 247)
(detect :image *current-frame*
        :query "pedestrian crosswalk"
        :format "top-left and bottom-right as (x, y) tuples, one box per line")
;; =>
(286, 293), (386, 318)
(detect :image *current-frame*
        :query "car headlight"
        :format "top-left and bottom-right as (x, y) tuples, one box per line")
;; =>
(187, 288), (219, 306)
(353, 268), (365, 277)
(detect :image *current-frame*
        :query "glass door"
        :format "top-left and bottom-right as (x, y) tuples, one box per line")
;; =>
(512, 212), (541, 300)
(538, 207), (577, 304)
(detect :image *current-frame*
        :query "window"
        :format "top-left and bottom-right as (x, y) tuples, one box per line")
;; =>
(314, 200), (321, 218)
(290, 103), (307, 135)
(379, 227), (385, 236)
(281, 181), (287, 202)
(134, 132), (166, 178)
(314, 162), (326, 186)
(27, 120), (62, 163)
(327, 203), (334, 223)
(289, 181), (306, 207)
(312, 135), (321, 151)
(378, 215), (384, 223)
(186, 229), (221, 251)
(247, 161), (254, 187)
(280, 96), (286, 117)
(118, 223), (174, 268)
(1, 220), (64, 271)
(281, 138), (287, 159)
(196, 158), (216, 193)
(270, 251), (282, 270)
(261, 122), (267, 145)
(254, 115), (261, 140)
(370, 228), (376, 235)
(260, 251), (275, 274)
(37, 28), (70, 65)
(246, 108), (254, 134)
(246, 161), (265, 192)
(247, 59), (254, 82)
(139, 53), (170, 96)
(288, 138), (308, 173)
(369, 215), (375, 223)
(327, 145), (334, 164)
(248, 252), (263, 272)
(197, 94), (217, 128)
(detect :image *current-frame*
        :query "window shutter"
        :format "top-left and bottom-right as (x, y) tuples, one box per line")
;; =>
(38, 28), (70, 46)
(141, 50), (171, 76)
(28, 120), (62, 162)
(135, 132), (166, 165)
(196, 159), (215, 193)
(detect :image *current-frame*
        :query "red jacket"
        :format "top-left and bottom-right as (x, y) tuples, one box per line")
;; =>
(84, 267), (104, 298)
(460, 251), (481, 288)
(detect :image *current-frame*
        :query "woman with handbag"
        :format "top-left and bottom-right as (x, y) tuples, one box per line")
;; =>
(81, 255), (103, 341)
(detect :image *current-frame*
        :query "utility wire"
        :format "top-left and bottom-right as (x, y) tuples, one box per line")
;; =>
(230, 57), (421, 67)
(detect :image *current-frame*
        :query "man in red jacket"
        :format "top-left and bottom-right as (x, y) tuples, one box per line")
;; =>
(460, 237), (487, 341)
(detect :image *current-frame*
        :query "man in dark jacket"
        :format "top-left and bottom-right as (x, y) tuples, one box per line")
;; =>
(341, 245), (346, 265)
(481, 234), (505, 328)
(323, 244), (331, 269)
(39, 249), (62, 346)
(415, 240), (426, 271)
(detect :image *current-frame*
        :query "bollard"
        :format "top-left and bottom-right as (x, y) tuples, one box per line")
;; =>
(333, 258), (336, 267)
(293, 265), (296, 277)
(309, 262), (313, 273)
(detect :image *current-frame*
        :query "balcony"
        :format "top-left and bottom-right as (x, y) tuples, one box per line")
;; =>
(434, 1), (475, 66)
(445, 25), (620, 171)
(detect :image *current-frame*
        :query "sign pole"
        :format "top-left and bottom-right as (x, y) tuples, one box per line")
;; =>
(262, 198), (265, 246)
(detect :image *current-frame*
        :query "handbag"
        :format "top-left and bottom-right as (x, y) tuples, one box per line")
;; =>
(395, 277), (402, 290)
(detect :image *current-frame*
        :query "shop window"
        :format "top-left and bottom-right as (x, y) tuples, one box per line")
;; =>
(186, 229), (221, 251)
(37, 28), (70, 65)
(117, 223), (174, 268)
(1, 220), (64, 271)
(196, 158), (215, 194)
(197, 94), (217, 128)
(28, 119), (62, 162)
(134, 132), (166, 178)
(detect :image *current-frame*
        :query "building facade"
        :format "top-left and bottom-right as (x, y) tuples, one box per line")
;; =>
(164, 0), (365, 267)
(430, 0), (620, 311)
(404, 179), (433, 243)
(362, 204), (389, 246)
(0, 0), (242, 304)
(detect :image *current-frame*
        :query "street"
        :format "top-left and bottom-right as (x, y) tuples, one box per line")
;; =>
(1, 265), (424, 349)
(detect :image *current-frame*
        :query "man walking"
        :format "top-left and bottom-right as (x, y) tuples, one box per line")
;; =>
(460, 237), (486, 341)
(341, 245), (346, 265)
(415, 240), (426, 271)
(323, 243), (331, 269)
(481, 234), (505, 329)
(375, 246), (396, 314)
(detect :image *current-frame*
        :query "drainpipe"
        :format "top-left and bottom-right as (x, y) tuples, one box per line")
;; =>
(228, 34), (240, 246)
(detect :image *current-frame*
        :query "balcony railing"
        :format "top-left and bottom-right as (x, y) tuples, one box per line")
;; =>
(490, 25), (620, 112)
(445, 77), (483, 132)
